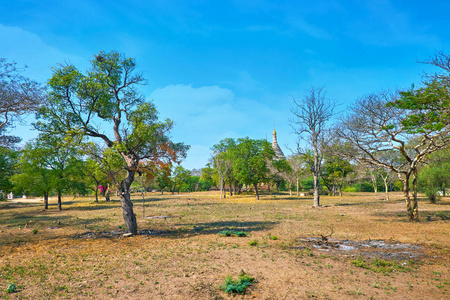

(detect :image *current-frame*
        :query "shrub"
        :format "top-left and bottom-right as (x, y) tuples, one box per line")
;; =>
(220, 271), (256, 294)
(248, 239), (258, 246)
(218, 230), (249, 237)
(6, 282), (17, 293)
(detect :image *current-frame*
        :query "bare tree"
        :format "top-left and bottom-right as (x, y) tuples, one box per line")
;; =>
(290, 87), (335, 207)
(336, 91), (450, 221)
(0, 59), (44, 147)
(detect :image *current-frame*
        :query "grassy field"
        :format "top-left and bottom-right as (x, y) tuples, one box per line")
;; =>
(0, 191), (449, 299)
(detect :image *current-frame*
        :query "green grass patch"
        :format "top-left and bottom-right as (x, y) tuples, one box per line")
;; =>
(351, 256), (411, 274)
(219, 271), (256, 294)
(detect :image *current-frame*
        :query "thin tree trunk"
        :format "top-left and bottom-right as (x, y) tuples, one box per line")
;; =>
(383, 176), (390, 201)
(57, 191), (62, 211)
(253, 183), (259, 200)
(313, 172), (320, 207)
(313, 146), (320, 207)
(95, 186), (99, 202)
(296, 176), (299, 196)
(44, 192), (48, 210)
(411, 168), (419, 222)
(105, 184), (111, 202)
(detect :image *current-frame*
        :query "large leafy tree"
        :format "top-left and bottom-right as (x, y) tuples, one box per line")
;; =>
(212, 138), (236, 198)
(232, 137), (275, 200)
(35, 51), (188, 234)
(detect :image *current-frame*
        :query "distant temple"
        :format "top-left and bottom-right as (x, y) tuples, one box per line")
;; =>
(272, 128), (285, 160)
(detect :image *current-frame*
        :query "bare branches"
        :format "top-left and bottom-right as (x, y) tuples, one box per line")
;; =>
(290, 87), (335, 207)
(0, 58), (45, 144)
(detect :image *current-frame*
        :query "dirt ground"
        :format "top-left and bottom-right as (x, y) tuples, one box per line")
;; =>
(0, 191), (449, 299)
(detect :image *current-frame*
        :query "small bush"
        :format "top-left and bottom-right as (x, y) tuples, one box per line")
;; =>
(32, 229), (38, 234)
(220, 271), (256, 294)
(268, 234), (278, 240)
(248, 239), (258, 246)
(6, 282), (17, 293)
(218, 230), (248, 237)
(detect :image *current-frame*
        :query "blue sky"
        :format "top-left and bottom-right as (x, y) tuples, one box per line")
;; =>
(1, 0), (449, 169)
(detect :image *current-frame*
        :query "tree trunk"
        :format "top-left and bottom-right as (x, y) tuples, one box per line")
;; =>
(44, 192), (48, 210)
(402, 173), (418, 222)
(313, 172), (320, 207)
(119, 170), (138, 235)
(105, 184), (111, 202)
(313, 145), (320, 207)
(411, 168), (419, 222)
(296, 177), (299, 196)
(229, 180), (233, 196)
(57, 191), (62, 211)
(253, 183), (259, 200)
(95, 186), (99, 202)
(383, 176), (389, 201)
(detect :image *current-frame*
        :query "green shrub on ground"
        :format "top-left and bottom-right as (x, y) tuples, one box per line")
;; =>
(220, 271), (256, 294)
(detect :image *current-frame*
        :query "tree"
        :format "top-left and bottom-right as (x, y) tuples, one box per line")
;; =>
(35, 51), (188, 234)
(212, 138), (236, 198)
(290, 87), (335, 207)
(0, 58), (44, 147)
(0, 147), (17, 200)
(321, 156), (353, 197)
(232, 138), (275, 200)
(282, 155), (308, 196)
(336, 90), (450, 221)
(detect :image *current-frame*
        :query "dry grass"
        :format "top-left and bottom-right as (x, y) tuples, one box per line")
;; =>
(0, 191), (449, 299)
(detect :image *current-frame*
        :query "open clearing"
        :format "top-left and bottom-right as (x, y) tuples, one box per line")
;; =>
(0, 192), (449, 299)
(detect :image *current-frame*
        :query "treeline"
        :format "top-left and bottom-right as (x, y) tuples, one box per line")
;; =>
(1, 51), (450, 229)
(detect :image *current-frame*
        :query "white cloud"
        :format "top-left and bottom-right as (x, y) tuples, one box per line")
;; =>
(0, 24), (84, 81)
(149, 84), (292, 169)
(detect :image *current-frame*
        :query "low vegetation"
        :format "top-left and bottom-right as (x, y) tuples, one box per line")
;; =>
(0, 191), (449, 299)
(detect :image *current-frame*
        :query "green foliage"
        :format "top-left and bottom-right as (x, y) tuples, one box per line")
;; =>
(418, 150), (450, 203)
(0, 147), (17, 196)
(351, 256), (411, 274)
(389, 79), (450, 134)
(232, 138), (275, 194)
(6, 282), (16, 293)
(248, 239), (258, 246)
(220, 272), (256, 294)
(218, 230), (249, 237)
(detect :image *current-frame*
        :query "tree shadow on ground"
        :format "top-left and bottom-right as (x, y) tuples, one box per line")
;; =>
(372, 210), (450, 222)
(70, 220), (279, 240)
(172, 220), (278, 237)
(256, 196), (313, 201)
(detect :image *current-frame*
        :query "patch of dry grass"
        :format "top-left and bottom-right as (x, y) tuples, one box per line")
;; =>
(0, 191), (449, 299)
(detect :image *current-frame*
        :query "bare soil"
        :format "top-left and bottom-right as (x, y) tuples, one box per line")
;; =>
(0, 192), (449, 299)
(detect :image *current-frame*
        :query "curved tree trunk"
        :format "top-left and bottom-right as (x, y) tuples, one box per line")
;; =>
(253, 183), (260, 200)
(119, 170), (138, 235)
